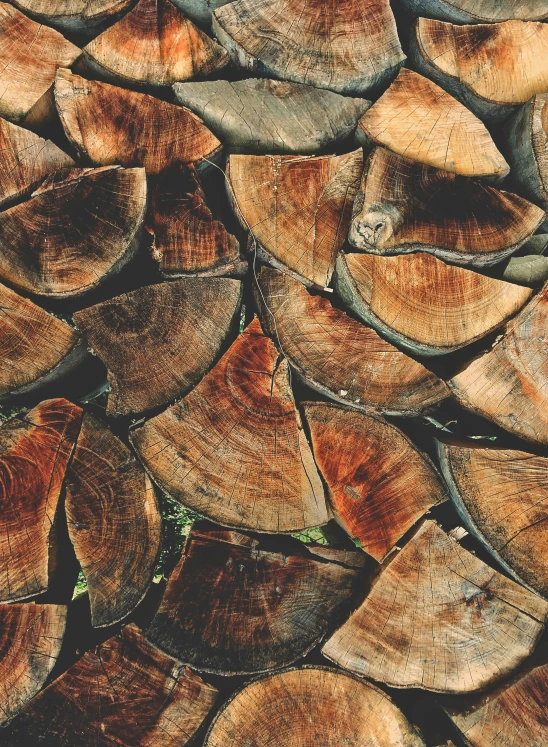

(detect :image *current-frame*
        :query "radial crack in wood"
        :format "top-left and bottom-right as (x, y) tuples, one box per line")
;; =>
(8, 0), (135, 34)
(399, 0), (548, 23)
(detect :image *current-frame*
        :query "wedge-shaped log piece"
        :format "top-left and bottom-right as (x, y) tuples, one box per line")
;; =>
(228, 150), (362, 288)
(347, 148), (544, 265)
(0, 283), (85, 402)
(323, 520), (548, 693)
(335, 252), (533, 356)
(439, 443), (548, 598)
(0, 399), (82, 602)
(359, 69), (509, 178)
(83, 0), (229, 89)
(0, 166), (146, 298)
(411, 19), (548, 123)
(450, 285), (548, 446)
(255, 267), (450, 416)
(399, 0), (548, 23)
(174, 79), (371, 154)
(131, 318), (328, 532)
(0, 603), (66, 725)
(0, 4), (80, 125)
(147, 164), (244, 277)
(212, 0), (405, 96)
(204, 666), (425, 746)
(9, 0), (134, 34)
(172, 0), (232, 26)
(303, 403), (446, 560)
(74, 278), (242, 416)
(0, 624), (218, 746)
(55, 70), (221, 174)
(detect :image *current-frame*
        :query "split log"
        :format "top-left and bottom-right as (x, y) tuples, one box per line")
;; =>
(204, 666), (425, 746)
(130, 317), (329, 532)
(73, 278), (243, 415)
(0, 4), (80, 126)
(410, 19), (548, 123)
(171, 0), (232, 26)
(173, 79), (371, 154)
(255, 267), (450, 416)
(347, 147), (544, 265)
(0, 399), (82, 602)
(438, 442), (548, 598)
(0, 166), (146, 299)
(358, 68), (509, 178)
(54, 70), (222, 174)
(399, 0), (548, 23)
(146, 522), (362, 675)
(334, 252), (533, 356)
(0, 603), (67, 725)
(303, 402), (447, 560)
(450, 285), (548, 446)
(0, 624), (218, 746)
(82, 0), (229, 90)
(65, 413), (161, 627)
(9, 0), (134, 35)
(212, 0), (405, 96)
(323, 520), (548, 693)
(500, 255), (548, 286)
(227, 150), (363, 288)
(147, 163), (245, 277)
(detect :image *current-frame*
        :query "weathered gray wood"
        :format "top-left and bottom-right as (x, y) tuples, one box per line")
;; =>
(170, 0), (233, 26)
(399, 0), (548, 23)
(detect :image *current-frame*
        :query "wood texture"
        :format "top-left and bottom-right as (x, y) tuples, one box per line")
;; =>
(0, 399), (82, 602)
(228, 150), (363, 288)
(255, 266), (450, 417)
(55, 70), (221, 174)
(171, 0), (232, 26)
(399, 0), (548, 23)
(347, 147), (544, 265)
(359, 68), (509, 178)
(323, 520), (548, 693)
(173, 79), (371, 154)
(0, 624), (218, 746)
(74, 278), (242, 416)
(9, 0), (134, 34)
(335, 252), (532, 356)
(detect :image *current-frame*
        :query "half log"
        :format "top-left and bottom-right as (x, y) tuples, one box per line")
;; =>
(255, 267), (450, 416)
(130, 317), (329, 532)
(399, 0), (548, 23)
(323, 520), (548, 693)
(8, 0), (134, 35)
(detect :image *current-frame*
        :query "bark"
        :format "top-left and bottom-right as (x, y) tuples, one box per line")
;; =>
(9, 0), (134, 35)
(171, 0), (233, 26)
(500, 255), (548, 286)
(0, 166), (147, 298)
(74, 278), (243, 416)
(130, 317), (329, 533)
(227, 150), (363, 288)
(255, 266), (450, 417)
(212, 0), (405, 96)
(173, 78), (371, 154)
(399, 0), (548, 23)
(323, 520), (548, 693)
(54, 69), (222, 174)
(359, 68), (509, 178)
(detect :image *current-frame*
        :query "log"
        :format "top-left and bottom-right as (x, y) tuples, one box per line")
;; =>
(212, 0), (405, 96)
(146, 521), (362, 675)
(410, 19), (548, 124)
(499, 255), (548, 286)
(82, 0), (229, 90)
(449, 284), (548, 446)
(74, 278), (242, 416)
(323, 520), (548, 693)
(227, 150), (363, 288)
(0, 624), (218, 746)
(8, 0), (134, 35)
(130, 317), (329, 533)
(358, 68), (509, 179)
(173, 79), (371, 154)
(204, 666), (425, 746)
(438, 442), (548, 598)
(0, 399), (82, 602)
(399, 0), (548, 23)
(54, 70), (222, 174)
(334, 251), (533, 356)
(346, 147), (544, 265)
(0, 603), (66, 725)
(0, 166), (147, 298)
(255, 266), (450, 416)
(0, 4), (80, 126)
(65, 413), (161, 627)
(147, 163), (245, 277)
(303, 402), (447, 560)
(171, 0), (232, 27)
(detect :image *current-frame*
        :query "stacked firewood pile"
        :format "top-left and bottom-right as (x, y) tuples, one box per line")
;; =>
(0, 0), (547, 744)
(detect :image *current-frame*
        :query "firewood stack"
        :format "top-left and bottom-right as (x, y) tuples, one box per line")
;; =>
(0, 0), (547, 744)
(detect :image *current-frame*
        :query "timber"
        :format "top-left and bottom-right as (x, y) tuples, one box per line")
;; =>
(399, 0), (548, 23)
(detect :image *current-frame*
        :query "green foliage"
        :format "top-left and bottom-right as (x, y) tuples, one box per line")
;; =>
(156, 495), (199, 579)
(291, 528), (328, 545)
(0, 405), (22, 423)
(73, 570), (88, 598)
